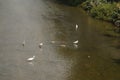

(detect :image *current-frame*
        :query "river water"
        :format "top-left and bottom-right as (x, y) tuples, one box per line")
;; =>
(0, 0), (120, 80)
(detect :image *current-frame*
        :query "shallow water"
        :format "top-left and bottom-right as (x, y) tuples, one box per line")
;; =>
(0, 0), (120, 80)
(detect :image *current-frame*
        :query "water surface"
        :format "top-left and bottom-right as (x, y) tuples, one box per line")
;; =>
(0, 0), (120, 80)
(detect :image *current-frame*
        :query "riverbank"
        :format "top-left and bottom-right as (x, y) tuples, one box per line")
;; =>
(81, 1), (120, 27)
(80, 1), (120, 37)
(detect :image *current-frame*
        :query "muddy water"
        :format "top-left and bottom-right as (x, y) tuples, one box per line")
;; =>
(0, 0), (120, 80)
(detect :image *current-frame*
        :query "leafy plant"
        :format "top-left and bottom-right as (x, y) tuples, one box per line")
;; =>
(90, 3), (117, 21)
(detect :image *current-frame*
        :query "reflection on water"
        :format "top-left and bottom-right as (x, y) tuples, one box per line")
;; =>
(48, 1), (120, 80)
(0, 0), (120, 80)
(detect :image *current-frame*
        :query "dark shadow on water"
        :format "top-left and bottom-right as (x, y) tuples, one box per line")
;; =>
(112, 58), (120, 65)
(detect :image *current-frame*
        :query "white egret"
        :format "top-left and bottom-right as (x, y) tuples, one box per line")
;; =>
(73, 40), (79, 44)
(39, 43), (43, 48)
(27, 56), (35, 61)
(76, 24), (78, 30)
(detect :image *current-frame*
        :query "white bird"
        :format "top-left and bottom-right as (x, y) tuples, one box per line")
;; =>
(73, 40), (79, 44)
(39, 43), (43, 48)
(27, 56), (35, 61)
(76, 24), (78, 30)
(22, 40), (25, 46)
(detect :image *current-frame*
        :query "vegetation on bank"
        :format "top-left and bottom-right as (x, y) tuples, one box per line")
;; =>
(57, 0), (120, 27)
(81, 0), (120, 36)
(81, 0), (120, 27)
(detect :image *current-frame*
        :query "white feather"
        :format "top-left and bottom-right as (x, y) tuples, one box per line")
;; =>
(76, 24), (78, 30)
(73, 40), (79, 44)
(39, 43), (43, 48)
(27, 56), (35, 61)
(39, 43), (43, 46)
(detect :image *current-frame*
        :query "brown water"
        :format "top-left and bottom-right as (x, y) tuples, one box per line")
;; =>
(0, 0), (120, 80)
